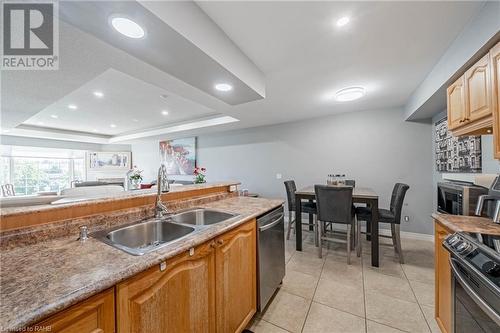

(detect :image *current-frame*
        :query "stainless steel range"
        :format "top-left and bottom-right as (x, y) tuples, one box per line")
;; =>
(443, 232), (500, 332)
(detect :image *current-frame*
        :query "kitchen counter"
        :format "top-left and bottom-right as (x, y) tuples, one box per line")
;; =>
(432, 212), (500, 235)
(0, 196), (283, 331)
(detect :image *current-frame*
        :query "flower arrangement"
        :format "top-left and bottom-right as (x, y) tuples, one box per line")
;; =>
(193, 167), (206, 184)
(129, 168), (143, 182)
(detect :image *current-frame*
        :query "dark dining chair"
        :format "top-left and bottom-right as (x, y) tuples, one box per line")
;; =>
(355, 183), (410, 263)
(314, 185), (360, 264)
(284, 180), (318, 244)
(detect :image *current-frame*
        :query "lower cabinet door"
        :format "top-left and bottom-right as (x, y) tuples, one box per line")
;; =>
(435, 221), (452, 333)
(215, 219), (257, 333)
(116, 242), (216, 333)
(30, 288), (115, 333)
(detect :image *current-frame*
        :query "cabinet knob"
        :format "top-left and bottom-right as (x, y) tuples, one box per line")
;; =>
(216, 239), (224, 246)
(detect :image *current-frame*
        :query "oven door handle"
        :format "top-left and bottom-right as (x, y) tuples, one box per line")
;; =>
(449, 258), (500, 326)
(259, 214), (284, 232)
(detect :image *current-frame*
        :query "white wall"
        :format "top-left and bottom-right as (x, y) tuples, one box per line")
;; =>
(132, 108), (435, 234)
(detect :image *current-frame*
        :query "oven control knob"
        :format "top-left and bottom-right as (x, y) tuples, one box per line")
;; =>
(483, 262), (500, 277)
(456, 242), (472, 255)
(447, 235), (460, 246)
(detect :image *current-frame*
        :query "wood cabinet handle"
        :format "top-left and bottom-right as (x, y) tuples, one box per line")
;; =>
(216, 239), (224, 246)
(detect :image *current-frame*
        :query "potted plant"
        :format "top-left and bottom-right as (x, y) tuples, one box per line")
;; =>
(129, 168), (143, 189)
(193, 167), (206, 184)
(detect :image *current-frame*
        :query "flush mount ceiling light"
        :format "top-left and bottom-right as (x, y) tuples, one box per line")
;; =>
(215, 83), (233, 92)
(335, 86), (366, 102)
(93, 91), (104, 98)
(336, 16), (350, 27)
(161, 110), (169, 116)
(110, 16), (145, 39)
(68, 104), (78, 110)
(50, 114), (59, 119)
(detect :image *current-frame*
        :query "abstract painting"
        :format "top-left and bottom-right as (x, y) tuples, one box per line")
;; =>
(435, 117), (481, 173)
(159, 138), (196, 175)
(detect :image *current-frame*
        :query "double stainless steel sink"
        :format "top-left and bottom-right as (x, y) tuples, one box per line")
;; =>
(93, 208), (239, 256)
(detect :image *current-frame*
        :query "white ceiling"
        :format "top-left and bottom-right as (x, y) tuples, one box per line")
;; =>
(1, 1), (486, 144)
(196, 1), (484, 124)
(23, 68), (217, 135)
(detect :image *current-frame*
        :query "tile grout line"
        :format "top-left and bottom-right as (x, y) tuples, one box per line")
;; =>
(300, 245), (326, 333)
(401, 263), (433, 333)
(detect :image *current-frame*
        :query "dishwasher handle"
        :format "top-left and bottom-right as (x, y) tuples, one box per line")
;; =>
(259, 214), (284, 232)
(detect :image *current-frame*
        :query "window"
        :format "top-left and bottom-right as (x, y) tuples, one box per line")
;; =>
(1, 146), (85, 196)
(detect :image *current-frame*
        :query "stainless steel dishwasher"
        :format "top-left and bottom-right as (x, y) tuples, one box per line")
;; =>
(257, 205), (285, 311)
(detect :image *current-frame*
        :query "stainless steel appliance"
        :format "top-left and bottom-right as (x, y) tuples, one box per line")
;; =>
(257, 205), (285, 311)
(443, 232), (500, 332)
(437, 181), (488, 216)
(476, 176), (500, 223)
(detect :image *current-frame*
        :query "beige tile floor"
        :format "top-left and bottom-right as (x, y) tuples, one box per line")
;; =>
(248, 228), (438, 333)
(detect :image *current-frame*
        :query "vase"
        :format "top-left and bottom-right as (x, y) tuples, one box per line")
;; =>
(132, 179), (140, 189)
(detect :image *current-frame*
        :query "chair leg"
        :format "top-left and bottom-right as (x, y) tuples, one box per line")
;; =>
(394, 224), (404, 264)
(317, 219), (323, 258)
(356, 216), (362, 257)
(346, 223), (351, 265)
(286, 211), (294, 240)
(390, 223), (398, 253)
(314, 214), (319, 247)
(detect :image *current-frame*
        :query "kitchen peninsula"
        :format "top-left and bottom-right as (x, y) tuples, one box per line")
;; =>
(0, 182), (283, 332)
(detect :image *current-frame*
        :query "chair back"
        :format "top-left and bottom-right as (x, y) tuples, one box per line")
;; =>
(345, 179), (355, 187)
(1, 184), (15, 197)
(390, 183), (410, 224)
(284, 180), (297, 212)
(314, 185), (353, 224)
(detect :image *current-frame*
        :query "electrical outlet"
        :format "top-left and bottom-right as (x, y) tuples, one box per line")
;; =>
(404, 216), (410, 222)
(276, 173), (282, 179)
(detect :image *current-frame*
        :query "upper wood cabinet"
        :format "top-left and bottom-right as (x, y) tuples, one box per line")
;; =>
(465, 53), (492, 122)
(447, 49), (493, 136)
(490, 41), (500, 159)
(117, 241), (216, 333)
(215, 219), (257, 333)
(434, 221), (452, 333)
(447, 76), (466, 130)
(30, 288), (115, 333)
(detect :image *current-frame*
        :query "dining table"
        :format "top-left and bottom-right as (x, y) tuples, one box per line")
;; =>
(295, 185), (380, 267)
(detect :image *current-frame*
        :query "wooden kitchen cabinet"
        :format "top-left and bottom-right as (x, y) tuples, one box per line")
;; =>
(465, 53), (492, 123)
(435, 221), (452, 333)
(29, 288), (115, 333)
(447, 50), (493, 136)
(215, 219), (257, 333)
(490, 41), (500, 159)
(447, 76), (467, 130)
(116, 241), (216, 333)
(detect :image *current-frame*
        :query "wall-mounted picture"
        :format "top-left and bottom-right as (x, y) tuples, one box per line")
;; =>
(159, 137), (196, 175)
(435, 118), (481, 173)
(88, 152), (131, 170)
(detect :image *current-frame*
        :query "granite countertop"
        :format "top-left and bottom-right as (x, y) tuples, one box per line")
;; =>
(432, 212), (500, 235)
(0, 181), (240, 217)
(0, 196), (283, 331)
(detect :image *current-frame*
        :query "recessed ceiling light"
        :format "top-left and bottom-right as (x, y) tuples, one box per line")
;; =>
(336, 16), (350, 27)
(161, 110), (169, 116)
(68, 104), (77, 110)
(110, 16), (145, 39)
(50, 114), (59, 119)
(335, 86), (366, 102)
(110, 124), (117, 128)
(93, 91), (104, 98)
(215, 83), (233, 92)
